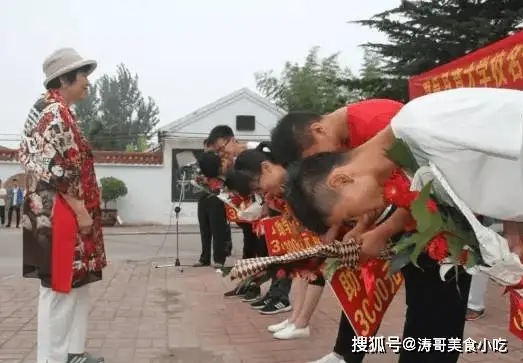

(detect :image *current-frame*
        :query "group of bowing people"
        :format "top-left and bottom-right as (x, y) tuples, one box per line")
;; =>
(199, 86), (523, 363)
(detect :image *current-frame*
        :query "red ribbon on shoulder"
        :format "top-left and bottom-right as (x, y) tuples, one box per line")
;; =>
(51, 195), (78, 293)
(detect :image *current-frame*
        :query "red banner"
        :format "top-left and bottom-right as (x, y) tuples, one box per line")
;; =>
(263, 216), (321, 256)
(510, 290), (523, 340)
(330, 261), (403, 337)
(408, 31), (523, 99)
(263, 215), (403, 337)
(224, 204), (250, 224)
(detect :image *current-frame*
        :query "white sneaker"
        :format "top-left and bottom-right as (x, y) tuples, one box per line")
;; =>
(273, 324), (310, 340)
(267, 319), (289, 333)
(308, 352), (345, 363)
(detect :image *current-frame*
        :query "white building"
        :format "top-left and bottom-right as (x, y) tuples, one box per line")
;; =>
(0, 88), (285, 225)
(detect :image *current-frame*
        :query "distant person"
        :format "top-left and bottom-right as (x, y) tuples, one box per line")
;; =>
(193, 138), (229, 269)
(0, 179), (6, 227)
(6, 179), (23, 228)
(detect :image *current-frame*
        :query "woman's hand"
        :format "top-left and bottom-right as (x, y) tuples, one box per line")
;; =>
(76, 211), (93, 235)
(60, 193), (92, 235)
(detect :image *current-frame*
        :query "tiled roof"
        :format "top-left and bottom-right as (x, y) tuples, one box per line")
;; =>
(0, 149), (163, 165)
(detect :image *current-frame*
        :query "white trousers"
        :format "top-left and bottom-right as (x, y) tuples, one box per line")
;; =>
(37, 285), (89, 363)
(468, 273), (489, 311)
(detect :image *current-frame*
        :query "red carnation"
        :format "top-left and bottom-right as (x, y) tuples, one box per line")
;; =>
(207, 178), (222, 192)
(426, 233), (449, 261)
(276, 268), (287, 279)
(426, 199), (438, 213)
(383, 170), (415, 208)
(230, 194), (243, 207)
(458, 250), (469, 265)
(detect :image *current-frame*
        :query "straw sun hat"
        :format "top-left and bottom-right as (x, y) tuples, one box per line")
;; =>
(42, 48), (97, 87)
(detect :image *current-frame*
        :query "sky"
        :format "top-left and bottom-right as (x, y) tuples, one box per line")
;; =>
(0, 0), (398, 148)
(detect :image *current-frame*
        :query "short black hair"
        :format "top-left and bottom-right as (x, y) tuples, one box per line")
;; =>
(203, 138), (209, 147)
(224, 169), (254, 196)
(46, 65), (93, 90)
(197, 151), (222, 178)
(270, 111), (322, 165)
(235, 142), (274, 173)
(284, 152), (348, 235)
(208, 125), (234, 145)
(225, 142), (274, 195)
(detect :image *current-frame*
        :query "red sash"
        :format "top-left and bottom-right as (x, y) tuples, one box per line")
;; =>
(51, 195), (77, 293)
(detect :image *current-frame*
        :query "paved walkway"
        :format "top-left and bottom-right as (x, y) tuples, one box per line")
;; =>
(0, 259), (522, 363)
(0, 228), (522, 362)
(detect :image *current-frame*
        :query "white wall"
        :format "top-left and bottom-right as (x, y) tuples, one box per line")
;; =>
(172, 96), (283, 140)
(0, 150), (198, 225)
(95, 139), (200, 225)
(0, 162), (24, 183)
(94, 164), (167, 224)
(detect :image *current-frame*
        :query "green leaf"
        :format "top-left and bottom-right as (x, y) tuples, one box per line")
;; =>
(385, 138), (420, 174)
(442, 209), (470, 242)
(220, 266), (233, 277)
(445, 233), (466, 262)
(324, 258), (341, 281)
(409, 227), (439, 268)
(392, 234), (417, 253)
(410, 181), (444, 233)
(466, 250), (477, 268)
(390, 245), (414, 273)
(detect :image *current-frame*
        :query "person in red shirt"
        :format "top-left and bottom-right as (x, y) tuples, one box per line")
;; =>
(270, 99), (404, 164)
(279, 102), (473, 362)
(270, 100), (403, 363)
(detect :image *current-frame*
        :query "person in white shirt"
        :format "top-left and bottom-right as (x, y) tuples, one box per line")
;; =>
(0, 179), (6, 227)
(285, 87), (523, 257)
(283, 87), (523, 363)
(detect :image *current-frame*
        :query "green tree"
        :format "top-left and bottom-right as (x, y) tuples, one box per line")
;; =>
(343, 49), (405, 101)
(255, 46), (359, 114)
(343, 0), (523, 101)
(75, 64), (160, 151)
(360, 49), (382, 80)
(75, 84), (100, 137)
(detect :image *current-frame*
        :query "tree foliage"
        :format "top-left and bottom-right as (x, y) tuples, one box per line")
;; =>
(100, 176), (128, 209)
(343, 0), (523, 101)
(255, 46), (359, 114)
(75, 64), (160, 151)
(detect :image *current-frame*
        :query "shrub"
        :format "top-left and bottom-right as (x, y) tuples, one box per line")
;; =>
(100, 177), (128, 209)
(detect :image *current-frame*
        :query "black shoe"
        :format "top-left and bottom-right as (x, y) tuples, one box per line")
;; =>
(250, 294), (271, 310)
(260, 299), (292, 315)
(224, 283), (249, 297)
(193, 261), (210, 267)
(242, 285), (261, 302)
(67, 353), (104, 363)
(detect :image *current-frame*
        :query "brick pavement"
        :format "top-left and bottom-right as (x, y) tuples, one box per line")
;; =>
(1, 259), (522, 363)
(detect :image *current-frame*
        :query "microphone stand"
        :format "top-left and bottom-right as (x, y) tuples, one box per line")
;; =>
(155, 168), (189, 272)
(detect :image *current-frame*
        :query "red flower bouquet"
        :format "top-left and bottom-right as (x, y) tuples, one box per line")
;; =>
(384, 140), (481, 270)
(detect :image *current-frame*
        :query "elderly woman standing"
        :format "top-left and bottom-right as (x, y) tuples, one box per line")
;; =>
(19, 48), (106, 363)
